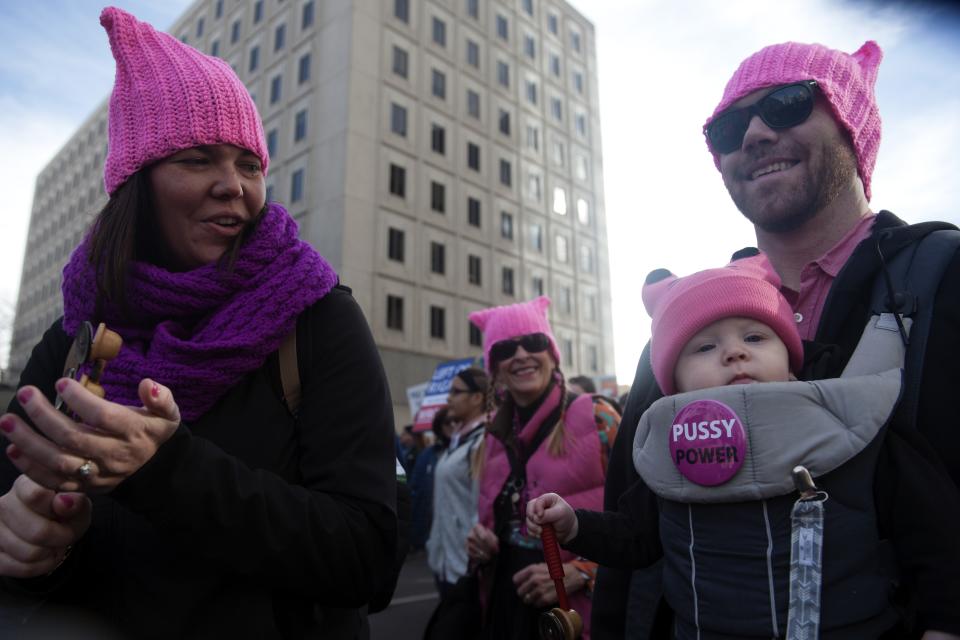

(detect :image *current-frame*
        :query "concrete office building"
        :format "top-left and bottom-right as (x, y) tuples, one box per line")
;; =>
(10, 0), (614, 424)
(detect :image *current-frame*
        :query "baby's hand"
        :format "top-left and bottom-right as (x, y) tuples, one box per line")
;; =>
(526, 493), (578, 543)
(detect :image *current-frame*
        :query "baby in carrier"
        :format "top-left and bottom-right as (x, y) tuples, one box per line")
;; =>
(527, 251), (960, 639)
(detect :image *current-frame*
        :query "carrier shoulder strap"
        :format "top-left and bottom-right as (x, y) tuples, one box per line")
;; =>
(871, 228), (960, 428)
(279, 327), (300, 414)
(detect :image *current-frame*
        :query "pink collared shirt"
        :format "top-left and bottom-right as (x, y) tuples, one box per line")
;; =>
(780, 214), (877, 341)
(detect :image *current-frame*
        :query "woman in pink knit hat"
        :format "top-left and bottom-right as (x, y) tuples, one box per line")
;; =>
(464, 296), (620, 640)
(528, 251), (960, 639)
(0, 7), (397, 638)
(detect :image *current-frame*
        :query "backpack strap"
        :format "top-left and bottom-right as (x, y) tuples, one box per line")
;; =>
(871, 228), (960, 428)
(279, 327), (301, 415)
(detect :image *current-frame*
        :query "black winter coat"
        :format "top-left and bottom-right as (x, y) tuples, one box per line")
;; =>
(0, 286), (398, 639)
(589, 212), (960, 639)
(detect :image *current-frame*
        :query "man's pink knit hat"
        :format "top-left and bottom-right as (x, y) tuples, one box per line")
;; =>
(703, 41), (882, 200)
(469, 296), (561, 373)
(642, 251), (803, 395)
(100, 6), (269, 195)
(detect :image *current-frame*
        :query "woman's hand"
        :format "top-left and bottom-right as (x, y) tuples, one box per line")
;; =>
(466, 523), (499, 565)
(526, 492), (578, 543)
(0, 474), (91, 578)
(513, 562), (587, 608)
(1, 378), (180, 493)
(921, 632), (960, 640)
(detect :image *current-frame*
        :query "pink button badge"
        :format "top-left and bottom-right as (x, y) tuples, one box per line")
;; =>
(669, 399), (747, 486)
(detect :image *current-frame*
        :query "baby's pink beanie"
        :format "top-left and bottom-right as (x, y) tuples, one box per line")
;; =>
(100, 6), (269, 195)
(703, 41), (882, 200)
(469, 296), (561, 373)
(641, 251), (803, 395)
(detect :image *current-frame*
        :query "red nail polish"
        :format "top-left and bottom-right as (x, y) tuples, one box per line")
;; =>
(16, 388), (33, 404)
(58, 494), (75, 509)
(150, 383), (160, 399)
(0, 418), (13, 434)
(56, 379), (68, 393)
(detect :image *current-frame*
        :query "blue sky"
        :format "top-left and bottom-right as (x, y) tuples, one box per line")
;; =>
(1, 1), (959, 383)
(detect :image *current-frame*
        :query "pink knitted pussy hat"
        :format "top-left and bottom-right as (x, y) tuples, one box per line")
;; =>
(101, 6), (269, 195)
(469, 296), (561, 373)
(703, 41), (882, 200)
(642, 250), (803, 395)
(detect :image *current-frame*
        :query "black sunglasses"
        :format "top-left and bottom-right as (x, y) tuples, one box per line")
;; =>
(706, 81), (818, 155)
(489, 333), (551, 364)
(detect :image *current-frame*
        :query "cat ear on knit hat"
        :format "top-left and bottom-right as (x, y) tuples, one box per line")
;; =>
(852, 41), (883, 85)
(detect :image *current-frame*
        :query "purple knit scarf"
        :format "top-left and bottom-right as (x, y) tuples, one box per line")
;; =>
(61, 203), (338, 422)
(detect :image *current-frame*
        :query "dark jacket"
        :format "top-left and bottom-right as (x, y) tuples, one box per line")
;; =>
(0, 286), (398, 639)
(589, 212), (960, 638)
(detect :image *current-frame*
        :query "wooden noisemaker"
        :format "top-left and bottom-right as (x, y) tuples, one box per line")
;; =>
(56, 321), (123, 413)
(538, 523), (583, 640)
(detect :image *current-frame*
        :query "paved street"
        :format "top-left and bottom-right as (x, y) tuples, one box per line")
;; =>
(369, 551), (438, 639)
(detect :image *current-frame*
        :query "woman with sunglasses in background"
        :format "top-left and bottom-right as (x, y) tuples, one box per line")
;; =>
(464, 297), (619, 639)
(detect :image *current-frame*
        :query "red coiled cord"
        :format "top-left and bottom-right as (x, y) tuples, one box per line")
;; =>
(540, 523), (570, 611)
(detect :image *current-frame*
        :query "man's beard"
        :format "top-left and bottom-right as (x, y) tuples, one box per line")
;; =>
(731, 140), (858, 234)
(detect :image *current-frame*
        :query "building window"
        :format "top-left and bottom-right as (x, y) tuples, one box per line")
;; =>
(389, 164), (406, 197)
(430, 242), (446, 273)
(394, 0), (409, 23)
(585, 294), (597, 321)
(211, 40), (220, 57)
(588, 345), (598, 372)
(254, 0), (263, 24)
(525, 124), (540, 151)
(523, 34), (536, 59)
(525, 80), (538, 105)
(571, 31), (581, 52)
(496, 14), (508, 40)
(552, 140), (565, 166)
(431, 69), (446, 99)
(573, 71), (584, 94)
(500, 211), (514, 240)
(575, 113), (587, 137)
(576, 155), (589, 181)
(466, 90), (480, 119)
(298, 53), (311, 84)
(522, 0), (534, 16)
(469, 323), (483, 347)
(388, 227), (405, 262)
(387, 295), (404, 330)
(466, 0), (479, 19)
(467, 197), (481, 227)
(549, 53), (561, 77)
(497, 61), (510, 88)
(555, 235), (569, 262)
(391, 103), (408, 137)
(231, 19), (241, 43)
(530, 222), (543, 251)
(547, 12), (558, 34)
(468, 255), (482, 285)
(302, 1), (315, 29)
(577, 198), (590, 225)
(430, 181), (445, 212)
(430, 306), (446, 339)
(499, 159), (511, 187)
(580, 245), (595, 273)
(467, 143), (480, 171)
(267, 128), (278, 156)
(196, 17), (204, 37)
(498, 110), (510, 136)
(502, 267), (515, 296)
(432, 17), (446, 47)
(553, 187), (567, 215)
(270, 75), (282, 104)
(527, 173), (542, 201)
(291, 168), (304, 202)
(249, 46), (260, 72)
(533, 276), (544, 296)
(274, 24), (286, 51)
(563, 338), (573, 367)
(560, 285), (572, 313)
(392, 46), (408, 78)
(466, 39), (480, 68)
(550, 97), (562, 122)
(215, 0), (224, 19)
(294, 109), (308, 141)
(431, 124), (445, 154)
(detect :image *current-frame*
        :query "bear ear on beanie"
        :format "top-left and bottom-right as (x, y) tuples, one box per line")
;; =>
(641, 269), (676, 318)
